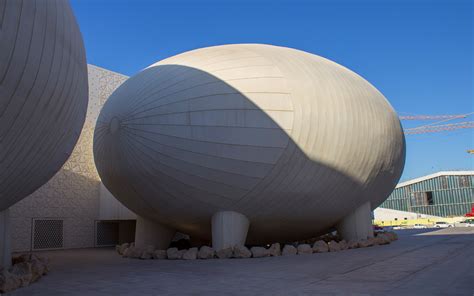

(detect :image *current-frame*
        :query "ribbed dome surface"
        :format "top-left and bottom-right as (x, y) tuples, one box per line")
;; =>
(94, 44), (405, 242)
(0, 0), (88, 211)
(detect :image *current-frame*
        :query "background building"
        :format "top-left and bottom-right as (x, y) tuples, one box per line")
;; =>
(377, 171), (474, 219)
(9, 65), (136, 253)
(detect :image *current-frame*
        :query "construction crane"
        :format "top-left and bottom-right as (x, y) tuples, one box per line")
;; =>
(400, 113), (474, 135)
(404, 121), (474, 135)
(399, 114), (468, 120)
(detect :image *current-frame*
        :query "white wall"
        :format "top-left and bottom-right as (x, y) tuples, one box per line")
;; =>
(374, 207), (440, 221)
(99, 183), (136, 221)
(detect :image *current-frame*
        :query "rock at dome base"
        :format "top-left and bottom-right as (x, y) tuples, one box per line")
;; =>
(198, 246), (215, 259)
(168, 249), (186, 260)
(347, 240), (359, 249)
(167, 248), (180, 260)
(216, 247), (234, 259)
(116, 243), (130, 255)
(268, 243), (281, 256)
(312, 240), (329, 253)
(233, 245), (252, 258)
(297, 244), (313, 255)
(358, 239), (374, 248)
(251, 247), (270, 258)
(339, 240), (349, 250)
(140, 245), (155, 259)
(282, 245), (297, 256)
(10, 262), (32, 287)
(183, 248), (198, 260)
(153, 250), (167, 259)
(0, 254), (49, 293)
(374, 234), (391, 245)
(0, 269), (20, 293)
(123, 246), (142, 259)
(328, 240), (341, 252)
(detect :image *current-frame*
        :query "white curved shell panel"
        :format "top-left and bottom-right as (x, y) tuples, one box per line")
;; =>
(0, 0), (88, 211)
(94, 44), (405, 242)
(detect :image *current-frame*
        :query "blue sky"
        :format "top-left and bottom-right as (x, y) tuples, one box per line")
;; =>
(71, 0), (473, 181)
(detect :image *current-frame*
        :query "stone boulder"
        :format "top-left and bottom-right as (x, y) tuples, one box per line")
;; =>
(367, 237), (378, 246)
(167, 247), (184, 260)
(0, 269), (20, 293)
(12, 254), (48, 282)
(268, 243), (281, 256)
(10, 262), (33, 288)
(0, 254), (50, 293)
(282, 245), (297, 256)
(339, 240), (349, 250)
(312, 240), (329, 253)
(374, 234), (390, 245)
(123, 246), (143, 258)
(216, 247), (233, 259)
(153, 250), (167, 259)
(198, 246), (215, 259)
(358, 239), (374, 248)
(233, 245), (252, 258)
(30, 256), (48, 282)
(347, 240), (359, 249)
(140, 245), (155, 260)
(117, 243), (130, 255)
(297, 244), (312, 255)
(250, 246), (270, 258)
(328, 240), (341, 252)
(183, 248), (198, 260)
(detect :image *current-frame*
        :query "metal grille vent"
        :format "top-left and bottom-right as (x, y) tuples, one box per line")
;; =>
(33, 219), (64, 250)
(96, 221), (119, 247)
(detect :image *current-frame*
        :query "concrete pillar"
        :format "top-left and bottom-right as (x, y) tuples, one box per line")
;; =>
(337, 201), (374, 241)
(0, 208), (11, 268)
(212, 211), (249, 251)
(135, 216), (175, 250)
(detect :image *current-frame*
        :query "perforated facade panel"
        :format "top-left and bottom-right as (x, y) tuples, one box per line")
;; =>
(32, 219), (64, 250)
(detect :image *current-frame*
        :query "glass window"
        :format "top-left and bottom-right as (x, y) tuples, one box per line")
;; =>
(459, 176), (471, 188)
(441, 176), (448, 189)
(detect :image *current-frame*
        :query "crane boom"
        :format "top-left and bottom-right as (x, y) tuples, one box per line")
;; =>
(399, 114), (467, 120)
(404, 121), (474, 135)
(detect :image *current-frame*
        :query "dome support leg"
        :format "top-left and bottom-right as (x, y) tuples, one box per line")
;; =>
(336, 201), (374, 241)
(212, 211), (249, 251)
(0, 208), (11, 268)
(135, 216), (175, 250)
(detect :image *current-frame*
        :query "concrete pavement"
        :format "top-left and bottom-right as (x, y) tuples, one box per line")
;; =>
(9, 228), (474, 295)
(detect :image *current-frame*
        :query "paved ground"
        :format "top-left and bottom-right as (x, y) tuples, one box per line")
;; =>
(9, 228), (474, 295)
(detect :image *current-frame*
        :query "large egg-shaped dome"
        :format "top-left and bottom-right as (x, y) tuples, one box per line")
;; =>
(0, 0), (88, 211)
(94, 44), (405, 243)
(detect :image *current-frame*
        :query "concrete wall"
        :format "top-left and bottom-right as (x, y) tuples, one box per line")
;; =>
(9, 65), (130, 252)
